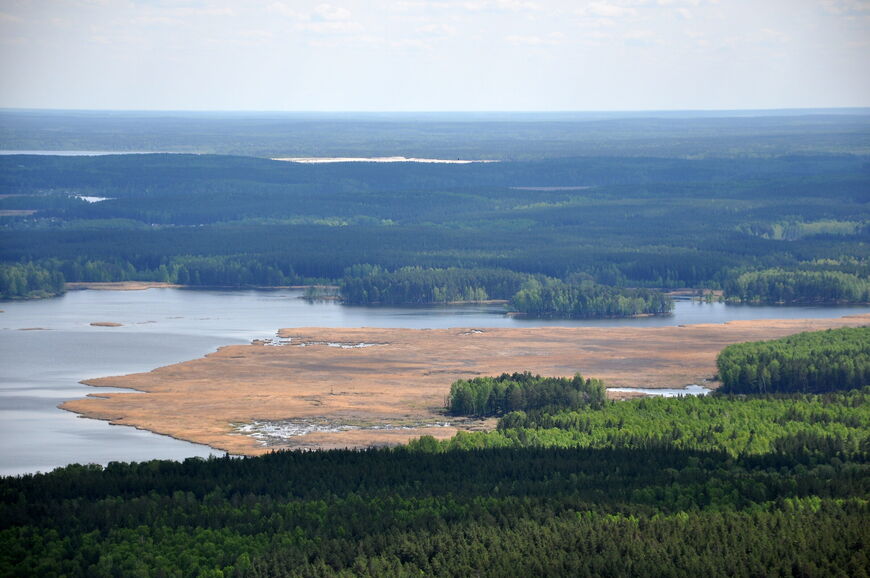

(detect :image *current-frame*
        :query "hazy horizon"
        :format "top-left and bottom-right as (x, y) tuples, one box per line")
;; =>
(3, 106), (869, 115)
(1, 1), (868, 112)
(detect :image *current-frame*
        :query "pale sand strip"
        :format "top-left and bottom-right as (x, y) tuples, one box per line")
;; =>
(66, 282), (182, 291)
(271, 156), (497, 164)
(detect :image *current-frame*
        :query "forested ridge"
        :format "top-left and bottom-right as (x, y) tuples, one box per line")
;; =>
(2, 116), (868, 305)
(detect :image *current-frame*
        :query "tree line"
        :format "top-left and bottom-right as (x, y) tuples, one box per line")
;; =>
(340, 265), (530, 304)
(422, 382), (870, 458)
(2, 258), (679, 321)
(0, 262), (65, 299)
(2, 441), (866, 576)
(340, 266), (676, 318)
(724, 268), (870, 304)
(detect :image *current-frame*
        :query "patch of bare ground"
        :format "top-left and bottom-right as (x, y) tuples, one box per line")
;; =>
(0, 210), (37, 216)
(60, 315), (870, 456)
(90, 322), (123, 327)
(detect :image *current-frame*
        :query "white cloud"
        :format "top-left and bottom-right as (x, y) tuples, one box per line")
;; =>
(300, 20), (362, 33)
(417, 22), (457, 36)
(313, 3), (353, 21)
(0, 35), (26, 45)
(131, 15), (183, 27)
(391, 1), (452, 10)
(268, 2), (362, 34)
(237, 29), (274, 43)
(577, 2), (638, 18)
(0, 11), (22, 23)
(624, 29), (654, 39)
(401, 0), (541, 12)
(268, 2), (302, 18)
(819, 0), (870, 14)
(759, 27), (789, 43)
(491, 0), (542, 11)
(506, 31), (564, 45)
(574, 17), (618, 29)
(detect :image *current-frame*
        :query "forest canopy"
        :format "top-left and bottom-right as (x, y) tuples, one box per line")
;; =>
(716, 326), (870, 394)
(3, 388), (867, 576)
(446, 372), (607, 416)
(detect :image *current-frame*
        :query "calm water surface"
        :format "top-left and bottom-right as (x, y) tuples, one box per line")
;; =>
(2, 288), (868, 476)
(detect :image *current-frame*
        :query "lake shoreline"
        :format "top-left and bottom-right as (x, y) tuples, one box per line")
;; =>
(62, 314), (870, 456)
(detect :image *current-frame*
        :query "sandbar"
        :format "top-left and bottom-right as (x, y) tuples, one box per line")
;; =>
(61, 315), (870, 456)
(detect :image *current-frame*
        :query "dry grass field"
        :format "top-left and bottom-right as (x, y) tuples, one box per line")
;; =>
(61, 315), (870, 455)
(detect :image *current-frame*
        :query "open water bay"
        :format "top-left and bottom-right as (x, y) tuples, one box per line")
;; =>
(2, 288), (869, 476)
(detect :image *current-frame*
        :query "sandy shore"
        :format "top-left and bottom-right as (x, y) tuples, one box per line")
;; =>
(66, 282), (339, 292)
(66, 282), (182, 291)
(61, 315), (870, 456)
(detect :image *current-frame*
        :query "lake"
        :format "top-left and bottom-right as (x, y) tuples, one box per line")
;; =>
(2, 288), (868, 476)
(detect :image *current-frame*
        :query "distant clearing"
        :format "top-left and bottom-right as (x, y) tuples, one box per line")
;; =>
(272, 156), (498, 164)
(0, 210), (36, 216)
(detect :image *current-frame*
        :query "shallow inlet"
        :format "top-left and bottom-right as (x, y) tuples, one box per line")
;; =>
(607, 384), (711, 397)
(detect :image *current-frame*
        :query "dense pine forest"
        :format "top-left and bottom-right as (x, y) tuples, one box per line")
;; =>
(717, 326), (870, 394)
(724, 268), (870, 304)
(2, 387), (867, 576)
(1, 112), (868, 307)
(339, 266), (530, 304)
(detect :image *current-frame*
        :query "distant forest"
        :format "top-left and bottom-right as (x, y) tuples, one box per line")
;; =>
(1, 112), (868, 308)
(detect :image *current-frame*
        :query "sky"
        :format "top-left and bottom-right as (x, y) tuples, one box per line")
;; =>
(0, 0), (868, 112)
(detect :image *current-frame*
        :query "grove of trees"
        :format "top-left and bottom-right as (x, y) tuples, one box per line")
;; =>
(725, 269), (870, 304)
(716, 326), (870, 394)
(446, 372), (607, 416)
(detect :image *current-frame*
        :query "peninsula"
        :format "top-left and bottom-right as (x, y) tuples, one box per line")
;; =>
(61, 315), (870, 456)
